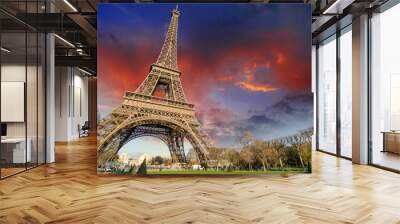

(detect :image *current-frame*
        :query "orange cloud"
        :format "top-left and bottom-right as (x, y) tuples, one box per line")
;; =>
(276, 52), (286, 64)
(236, 82), (278, 92)
(243, 62), (257, 81)
(99, 28), (309, 118)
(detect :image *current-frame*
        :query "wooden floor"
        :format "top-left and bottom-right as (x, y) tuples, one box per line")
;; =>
(1, 167), (26, 178)
(373, 151), (400, 171)
(1, 136), (400, 224)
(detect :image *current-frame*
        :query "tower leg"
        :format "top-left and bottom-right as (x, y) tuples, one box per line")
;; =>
(175, 134), (186, 164)
(168, 132), (178, 163)
(168, 131), (186, 164)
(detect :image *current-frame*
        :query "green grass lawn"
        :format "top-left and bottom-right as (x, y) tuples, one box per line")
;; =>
(147, 169), (306, 175)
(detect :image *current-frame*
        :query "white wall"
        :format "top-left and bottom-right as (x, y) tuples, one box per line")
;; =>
(72, 73), (89, 138)
(1, 63), (46, 164)
(1, 65), (26, 138)
(55, 67), (89, 141)
(55, 67), (69, 141)
(1, 65), (42, 137)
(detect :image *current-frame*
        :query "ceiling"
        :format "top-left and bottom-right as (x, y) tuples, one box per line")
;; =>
(0, 0), (391, 75)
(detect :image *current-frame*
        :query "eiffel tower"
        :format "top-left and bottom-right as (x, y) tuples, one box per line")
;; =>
(97, 7), (209, 166)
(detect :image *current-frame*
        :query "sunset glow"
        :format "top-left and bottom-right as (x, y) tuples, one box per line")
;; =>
(98, 4), (312, 147)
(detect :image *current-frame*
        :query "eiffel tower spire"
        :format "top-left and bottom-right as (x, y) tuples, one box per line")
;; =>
(155, 6), (180, 71)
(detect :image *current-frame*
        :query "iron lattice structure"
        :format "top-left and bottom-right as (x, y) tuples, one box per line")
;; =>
(98, 7), (209, 166)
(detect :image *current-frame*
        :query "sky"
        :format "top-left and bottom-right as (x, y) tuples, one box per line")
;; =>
(98, 4), (313, 155)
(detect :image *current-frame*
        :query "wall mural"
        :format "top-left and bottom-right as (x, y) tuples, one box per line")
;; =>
(97, 4), (313, 175)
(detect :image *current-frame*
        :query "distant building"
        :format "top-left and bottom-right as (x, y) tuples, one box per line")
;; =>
(119, 153), (130, 165)
(192, 164), (202, 170)
(138, 153), (152, 165)
(128, 159), (139, 166)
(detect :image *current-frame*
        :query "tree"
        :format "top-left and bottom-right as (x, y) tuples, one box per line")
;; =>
(306, 161), (312, 173)
(208, 147), (224, 170)
(271, 138), (286, 169)
(253, 140), (268, 171)
(285, 134), (305, 169)
(136, 158), (147, 175)
(153, 156), (164, 165)
(227, 164), (234, 172)
(227, 149), (240, 168)
(239, 131), (255, 147)
(301, 128), (313, 145)
(286, 147), (300, 167)
(258, 141), (279, 171)
(129, 164), (137, 174)
(300, 128), (313, 167)
(300, 143), (312, 168)
(240, 147), (254, 170)
(163, 158), (172, 166)
(226, 149), (240, 169)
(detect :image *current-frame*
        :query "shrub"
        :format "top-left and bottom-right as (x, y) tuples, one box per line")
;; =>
(129, 164), (137, 174)
(136, 159), (147, 175)
(202, 163), (208, 171)
(307, 162), (312, 173)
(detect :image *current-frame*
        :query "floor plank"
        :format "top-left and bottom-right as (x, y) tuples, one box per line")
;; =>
(0, 136), (399, 224)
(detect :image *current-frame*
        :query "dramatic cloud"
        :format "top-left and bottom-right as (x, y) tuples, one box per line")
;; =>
(236, 82), (278, 93)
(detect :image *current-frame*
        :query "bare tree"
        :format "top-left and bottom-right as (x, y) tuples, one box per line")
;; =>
(301, 128), (313, 145)
(271, 138), (286, 169)
(300, 128), (313, 166)
(285, 134), (305, 169)
(254, 140), (270, 171)
(226, 149), (240, 169)
(208, 147), (224, 171)
(269, 147), (281, 168)
(240, 147), (254, 171)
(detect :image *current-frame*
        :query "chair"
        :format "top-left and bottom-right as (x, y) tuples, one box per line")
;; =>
(79, 121), (90, 138)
